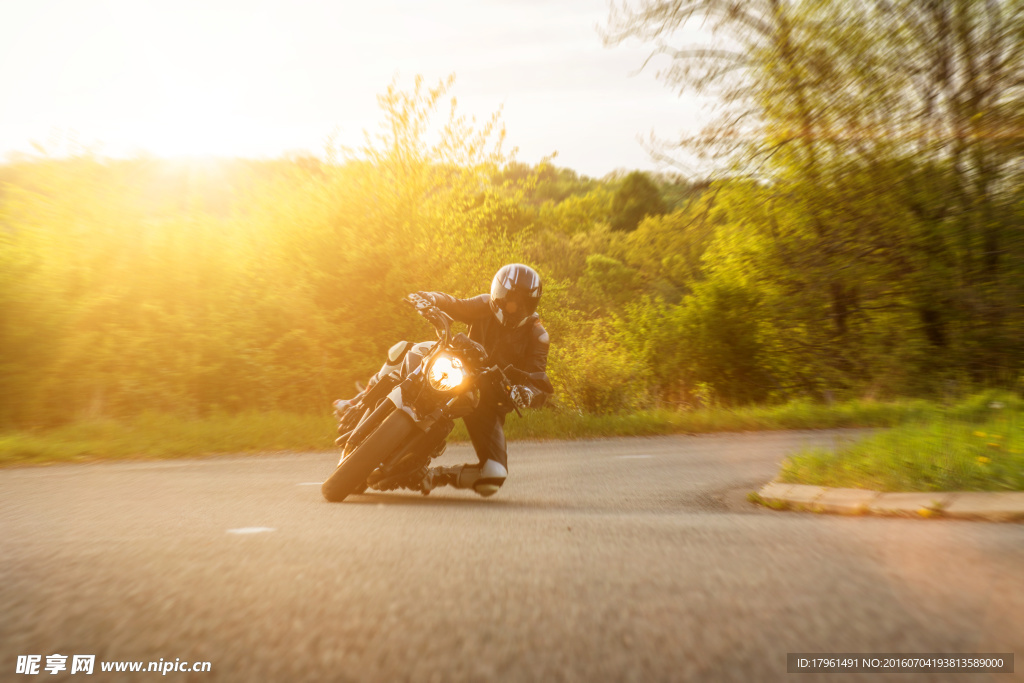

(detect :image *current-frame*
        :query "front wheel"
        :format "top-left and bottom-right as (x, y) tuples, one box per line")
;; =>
(321, 409), (417, 502)
(335, 444), (368, 495)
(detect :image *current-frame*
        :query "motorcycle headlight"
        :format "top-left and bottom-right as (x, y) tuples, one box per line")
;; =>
(428, 353), (466, 392)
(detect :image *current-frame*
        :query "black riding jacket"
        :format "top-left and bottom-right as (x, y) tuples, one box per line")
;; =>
(427, 292), (554, 407)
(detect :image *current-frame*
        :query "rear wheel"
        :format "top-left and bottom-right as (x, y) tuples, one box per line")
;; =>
(321, 409), (417, 502)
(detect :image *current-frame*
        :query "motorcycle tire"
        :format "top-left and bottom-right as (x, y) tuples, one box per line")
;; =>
(335, 444), (369, 495)
(321, 409), (417, 503)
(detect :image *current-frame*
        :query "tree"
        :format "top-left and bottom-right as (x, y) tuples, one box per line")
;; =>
(622, 192), (720, 294)
(0, 76), (533, 425)
(603, 0), (1024, 394)
(610, 170), (667, 231)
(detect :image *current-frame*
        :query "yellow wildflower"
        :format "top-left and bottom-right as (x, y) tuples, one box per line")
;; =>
(977, 456), (991, 464)
(973, 431), (987, 437)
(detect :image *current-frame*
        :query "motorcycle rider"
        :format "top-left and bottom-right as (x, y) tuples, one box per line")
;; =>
(336, 264), (552, 497)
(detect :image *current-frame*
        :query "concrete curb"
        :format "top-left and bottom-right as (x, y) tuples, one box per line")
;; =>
(754, 482), (1024, 522)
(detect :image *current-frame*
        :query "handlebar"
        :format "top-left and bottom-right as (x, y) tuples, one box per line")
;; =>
(404, 293), (453, 346)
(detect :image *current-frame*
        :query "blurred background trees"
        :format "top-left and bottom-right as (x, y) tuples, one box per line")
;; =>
(610, 171), (667, 232)
(2, 0), (1024, 429)
(599, 0), (1024, 404)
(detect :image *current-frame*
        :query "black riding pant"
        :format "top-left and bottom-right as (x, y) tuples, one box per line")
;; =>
(463, 400), (508, 470)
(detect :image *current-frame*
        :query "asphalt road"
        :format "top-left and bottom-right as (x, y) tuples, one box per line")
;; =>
(1, 430), (1021, 682)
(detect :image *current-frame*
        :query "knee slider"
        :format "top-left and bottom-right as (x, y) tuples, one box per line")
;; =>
(466, 459), (507, 497)
(455, 459), (507, 497)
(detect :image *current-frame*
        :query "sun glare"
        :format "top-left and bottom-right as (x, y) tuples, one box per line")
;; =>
(1, 0), (694, 172)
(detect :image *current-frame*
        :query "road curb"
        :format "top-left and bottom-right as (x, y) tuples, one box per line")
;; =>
(754, 483), (1024, 522)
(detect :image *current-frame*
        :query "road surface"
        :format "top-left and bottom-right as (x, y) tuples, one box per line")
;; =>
(1, 430), (1021, 681)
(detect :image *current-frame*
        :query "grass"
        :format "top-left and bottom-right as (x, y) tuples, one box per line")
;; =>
(503, 398), (934, 440)
(1, 393), (1021, 491)
(0, 398), (922, 466)
(0, 412), (338, 465)
(779, 392), (1024, 492)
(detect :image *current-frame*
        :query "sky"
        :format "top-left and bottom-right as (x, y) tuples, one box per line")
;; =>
(0, 0), (708, 178)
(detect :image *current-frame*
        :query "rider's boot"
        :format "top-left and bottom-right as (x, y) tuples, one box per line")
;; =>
(418, 465), (462, 495)
(332, 388), (366, 417)
(418, 460), (507, 497)
(333, 383), (371, 448)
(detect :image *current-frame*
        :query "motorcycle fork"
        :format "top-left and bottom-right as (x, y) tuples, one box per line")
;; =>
(367, 417), (455, 489)
(346, 396), (397, 452)
(363, 373), (400, 410)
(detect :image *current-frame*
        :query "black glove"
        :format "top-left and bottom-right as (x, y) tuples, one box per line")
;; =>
(509, 385), (535, 411)
(405, 291), (435, 311)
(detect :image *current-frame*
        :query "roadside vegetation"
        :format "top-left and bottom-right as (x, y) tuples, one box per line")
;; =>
(780, 393), (1024, 492)
(2, 3), (1022, 487)
(0, 394), (1011, 467)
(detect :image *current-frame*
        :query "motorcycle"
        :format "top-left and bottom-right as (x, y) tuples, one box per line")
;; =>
(321, 293), (522, 502)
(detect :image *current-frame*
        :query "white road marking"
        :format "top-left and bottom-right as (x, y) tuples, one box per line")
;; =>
(296, 482), (322, 486)
(615, 455), (653, 459)
(226, 527), (276, 534)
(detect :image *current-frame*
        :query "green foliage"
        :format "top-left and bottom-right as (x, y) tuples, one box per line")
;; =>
(494, 162), (600, 208)
(535, 187), (613, 236)
(610, 171), (667, 232)
(3, 27), (1024, 449)
(677, 279), (773, 406)
(0, 397), (947, 465)
(609, 278), (772, 408)
(0, 76), (522, 427)
(622, 197), (718, 294)
(578, 254), (641, 312)
(547, 336), (649, 415)
(602, 0), (1024, 402)
(780, 394), (1024, 492)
